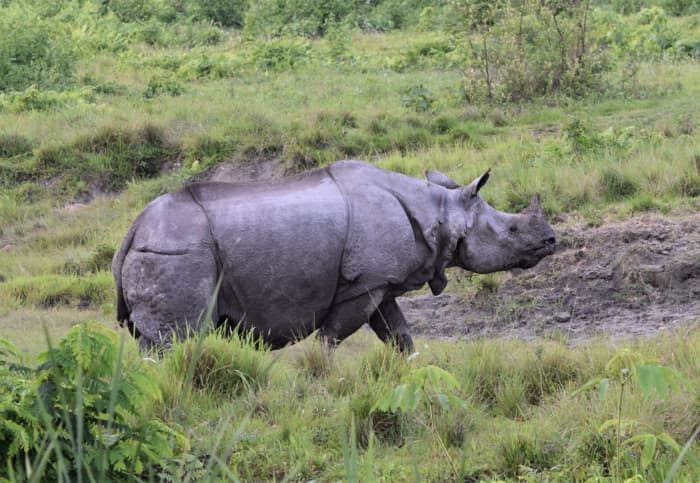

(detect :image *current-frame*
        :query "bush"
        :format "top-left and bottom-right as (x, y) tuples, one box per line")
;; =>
(600, 167), (639, 200)
(0, 324), (187, 480)
(143, 76), (185, 98)
(0, 5), (75, 91)
(0, 134), (32, 158)
(0, 86), (89, 113)
(188, 0), (249, 27)
(362, 0), (435, 31)
(244, 0), (357, 38)
(660, 0), (700, 15)
(453, 0), (612, 102)
(176, 53), (238, 79)
(251, 39), (312, 71)
(103, 0), (155, 22)
(401, 84), (435, 112)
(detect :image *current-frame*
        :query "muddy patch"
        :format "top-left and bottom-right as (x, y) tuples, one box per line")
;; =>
(400, 211), (700, 344)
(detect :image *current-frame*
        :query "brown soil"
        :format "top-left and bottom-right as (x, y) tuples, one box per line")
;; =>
(400, 210), (700, 344)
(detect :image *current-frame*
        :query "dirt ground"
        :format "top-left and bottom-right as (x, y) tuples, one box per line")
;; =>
(400, 210), (700, 344)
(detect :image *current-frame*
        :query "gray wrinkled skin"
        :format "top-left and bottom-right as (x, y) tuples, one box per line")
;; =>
(112, 160), (556, 352)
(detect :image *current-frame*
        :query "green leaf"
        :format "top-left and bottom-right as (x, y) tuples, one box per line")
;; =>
(371, 391), (394, 413)
(436, 393), (450, 411)
(391, 384), (409, 412)
(572, 375), (604, 396)
(402, 383), (420, 412)
(641, 435), (657, 469)
(661, 366), (694, 394)
(657, 433), (681, 454)
(636, 364), (656, 397)
(0, 337), (19, 358)
(599, 419), (618, 434)
(598, 378), (609, 400)
(653, 367), (669, 399)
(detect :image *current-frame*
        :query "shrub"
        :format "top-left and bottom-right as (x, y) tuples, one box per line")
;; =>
(660, 0), (700, 15)
(0, 5), (75, 91)
(0, 134), (32, 158)
(401, 84), (435, 112)
(7, 125), (178, 195)
(251, 39), (312, 71)
(0, 323), (187, 480)
(81, 74), (128, 96)
(389, 36), (457, 72)
(176, 53), (238, 79)
(351, 387), (405, 447)
(453, 0), (612, 102)
(143, 76), (185, 98)
(168, 20), (225, 48)
(89, 244), (117, 273)
(0, 86), (78, 113)
(103, 0), (155, 22)
(362, 0), (435, 31)
(600, 167), (639, 201)
(244, 0), (356, 38)
(188, 0), (249, 27)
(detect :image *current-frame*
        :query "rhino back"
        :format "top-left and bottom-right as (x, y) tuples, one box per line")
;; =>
(192, 169), (348, 335)
(130, 189), (212, 254)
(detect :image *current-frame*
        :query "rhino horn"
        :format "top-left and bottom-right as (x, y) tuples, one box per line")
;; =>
(426, 169), (460, 189)
(524, 192), (545, 216)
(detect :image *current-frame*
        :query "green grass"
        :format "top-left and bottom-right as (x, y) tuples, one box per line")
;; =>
(10, 324), (700, 480)
(1, 2), (700, 480)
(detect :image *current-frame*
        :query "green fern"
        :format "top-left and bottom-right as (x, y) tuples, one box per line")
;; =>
(0, 323), (188, 481)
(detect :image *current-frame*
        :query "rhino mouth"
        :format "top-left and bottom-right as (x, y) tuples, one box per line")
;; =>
(517, 243), (555, 268)
(532, 244), (556, 257)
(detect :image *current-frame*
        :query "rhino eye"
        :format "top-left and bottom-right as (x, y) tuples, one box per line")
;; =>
(509, 225), (518, 233)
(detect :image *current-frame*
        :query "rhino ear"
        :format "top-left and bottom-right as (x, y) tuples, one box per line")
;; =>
(461, 168), (491, 199)
(426, 169), (460, 189)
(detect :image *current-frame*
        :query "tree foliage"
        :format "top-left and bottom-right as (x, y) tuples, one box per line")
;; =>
(0, 4), (75, 92)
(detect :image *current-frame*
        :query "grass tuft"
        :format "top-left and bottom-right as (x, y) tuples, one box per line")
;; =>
(161, 330), (272, 403)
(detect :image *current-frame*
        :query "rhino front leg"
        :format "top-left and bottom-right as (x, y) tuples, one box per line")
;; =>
(318, 289), (385, 348)
(368, 299), (414, 353)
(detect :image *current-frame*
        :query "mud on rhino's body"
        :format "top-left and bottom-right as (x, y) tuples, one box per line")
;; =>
(113, 160), (556, 351)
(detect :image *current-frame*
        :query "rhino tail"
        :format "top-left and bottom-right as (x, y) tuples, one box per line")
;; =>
(112, 216), (140, 324)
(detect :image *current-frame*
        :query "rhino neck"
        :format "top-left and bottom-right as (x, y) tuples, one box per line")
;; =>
(428, 193), (464, 294)
(388, 182), (459, 296)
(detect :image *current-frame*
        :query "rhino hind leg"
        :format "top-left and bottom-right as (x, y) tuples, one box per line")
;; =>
(122, 249), (218, 349)
(368, 299), (414, 353)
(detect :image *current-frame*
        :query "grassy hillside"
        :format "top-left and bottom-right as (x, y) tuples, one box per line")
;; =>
(1, 0), (699, 480)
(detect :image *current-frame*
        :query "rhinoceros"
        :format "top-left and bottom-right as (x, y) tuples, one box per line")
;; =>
(112, 160), (556, 351)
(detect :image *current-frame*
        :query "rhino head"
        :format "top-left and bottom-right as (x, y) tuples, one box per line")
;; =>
(427, 168), (556, 274)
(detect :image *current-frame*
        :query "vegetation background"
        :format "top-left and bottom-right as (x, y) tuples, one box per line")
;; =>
(1, 0), (700, 480)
